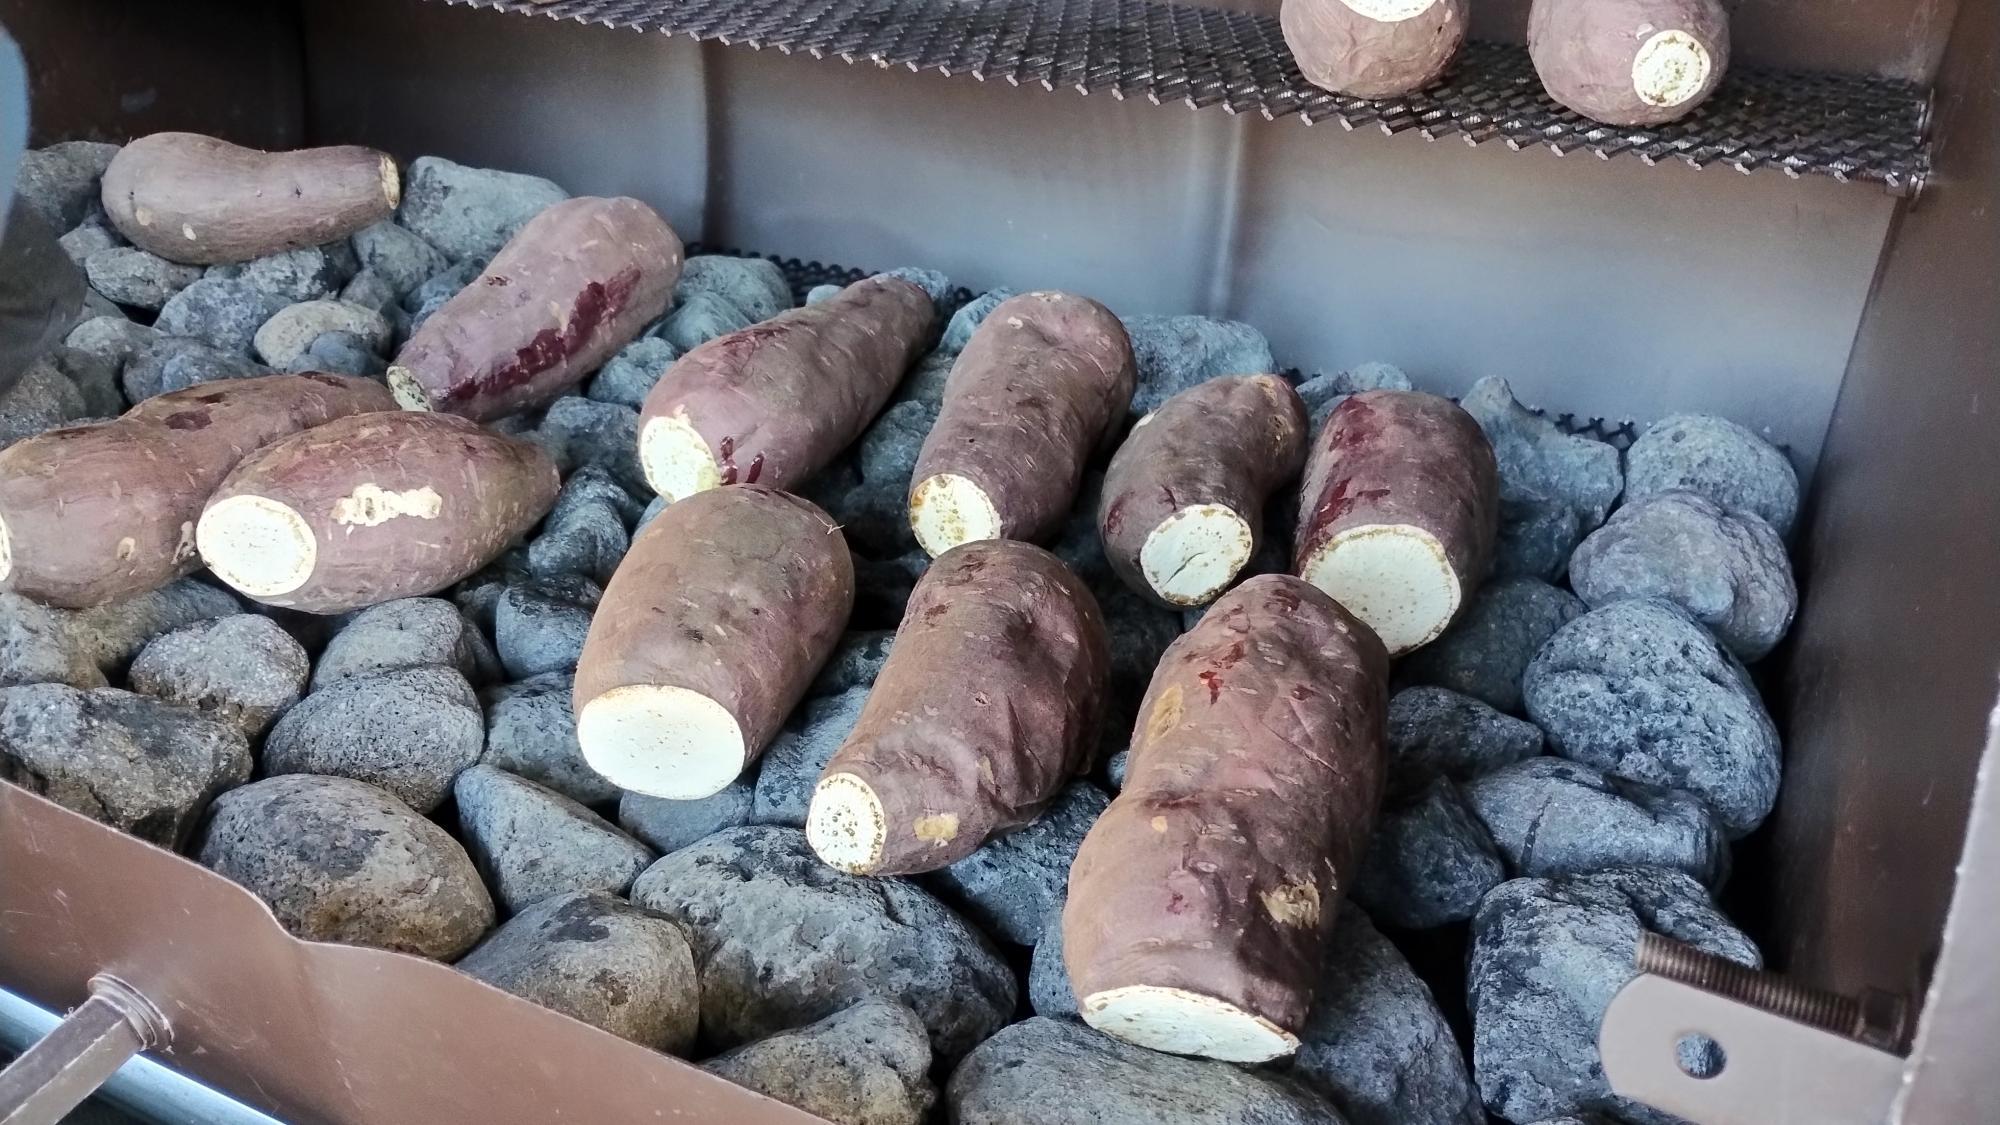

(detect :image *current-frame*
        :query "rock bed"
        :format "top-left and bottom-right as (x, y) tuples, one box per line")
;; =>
(0, 144), (1803, 1125)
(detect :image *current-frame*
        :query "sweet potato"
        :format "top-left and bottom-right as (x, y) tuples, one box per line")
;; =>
(638, 275), (935, 501)
(100, 133), (398, 265)
(573, 486), (853, 800)
(1063, 574), (1388, 1063)
(1281, 0), (1469, 99)
(196, 412), (558, 614)
(806, 540), (1108, 875)
(1528, 0), (1730, 126)
(388, 197), (683, 421)
(1293, 390), (1498, 656)
(908, 292), (1135, 557)
(1099, 375), (1308, 608)
(0, 374), (397, 608)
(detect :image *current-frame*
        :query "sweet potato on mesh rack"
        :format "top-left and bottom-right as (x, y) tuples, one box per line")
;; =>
(1281, 0), (1469, 99)
(1527, 0), (1730, 126)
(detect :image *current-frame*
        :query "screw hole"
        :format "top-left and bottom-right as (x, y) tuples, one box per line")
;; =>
(1676, 1033), (1726, 1080)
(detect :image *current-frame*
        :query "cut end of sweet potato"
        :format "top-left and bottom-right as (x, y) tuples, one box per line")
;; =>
(639, 413), (724, 503)
(909, 472), (1001, 558)
(805, 772), (887, 874)
(379, 154), (402, 210)
(1139, 503), (1254, 607)
(1081, 985), (1302, 1063)
(0, 513), (12, 585)
(386, 366), (433, 412)
(1299, 522), (1459, 656)
(576, 683), (747, 799)
(1632, 29), (1713, 107)
(197, 494), (318, 599)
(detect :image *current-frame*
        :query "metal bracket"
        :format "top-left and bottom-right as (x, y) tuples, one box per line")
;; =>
(0, 975), (170, 1125)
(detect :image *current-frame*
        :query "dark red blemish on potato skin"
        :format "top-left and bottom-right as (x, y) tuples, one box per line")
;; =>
(1167, 892), (1187, 915)
(1198, 669), (1223, 703)
(744, 453), (764, 484)
(1310, 476), (1392, 527)
(161, 411), (211, 431)
(485, 275), (510, 287)
(445, 267), (643, 406)
(1102, 494), (1128, 534)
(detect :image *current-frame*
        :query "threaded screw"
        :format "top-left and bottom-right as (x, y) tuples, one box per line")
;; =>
(1634, 932), (1909, 1051)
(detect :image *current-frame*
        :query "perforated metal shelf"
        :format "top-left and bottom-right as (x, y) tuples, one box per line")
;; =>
(430, 0), (1931, 195)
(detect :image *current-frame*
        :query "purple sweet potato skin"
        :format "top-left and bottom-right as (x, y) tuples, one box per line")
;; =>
(1527, 0), (1731, 126)
(1281, 0), (1469, 99)
(390, 197), (682, 421)
(1064, 574), (1388, 1038)
(638, 276), (934, 492)
(1099, 375), (1308, 607)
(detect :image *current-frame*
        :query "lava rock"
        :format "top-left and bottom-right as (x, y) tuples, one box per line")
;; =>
(153, 277), (290, 356)
(0, 358), (87, 447)
(482, 672), (616, 806)
(401, 258), (485, 334)
(1399, 576), (1585, 714)
(655, 292), (756, 353)
(1352, 778), (1507, 929)
(1465, 757), (1730, 885)
(881, 266), (953, 311)
(314, 598), (500, 689)
(675, 255), (793, 323)
(15, 141), (120, 230)
(1568, 491), (1796, 661)
(635, 495), (667, 532)
(948, 1016), (1343, 1125)
(526, 470), (632, 584)
(927, 782), (1107, 945)
(1460, 376), (1623, 532)
(806, 283), (843, 305)
(1524, 598), (1780, 837)
(121, 334), (268, 401)
(395, 157), (569, 263)
(287, 330), (385, 377)
(338, 268), (399, 317)
(1102, 749), (1130, 793)
(1290, 908), (1483, 1125)
(83, 246), (203, 310)
(494, 574), (600, 679)
(1492, 496), (1585, 582)
(351, 220), (449, 297)
(1469, 868), (1758, 1125)
(63, 315), (155, 370)
(808, 630), (895, 699)
(46, 345), (125, 417)
(703, 999), (937, 1125)
(1026, 907), (1077, 1017)
(0, 684), (250, 846)
(619, 780), (756, 855)
(751, 686), (871, 826)
(586, 335), (678, 408)
(852, 550), (929, 629)
(535, 396), (644, 493)
(1296, 361), (1414, 434)
(1121, 314), (1275, 417)
(1385, 686), (1544, 797)
(631, 825), (1016, 1059)
(0, 580), (240, 689)
(127, 614), (308, 737)
(1098, 583), (1185, 706)
(196, 774), (494, 958)
(895, 351), (957, 409)
(0, 595), (107, 690)
(252, 299), (391, 368)
(235, 245), (350, 303)
(1624, 414), (1799, 536)
(457, 889), (699, 1053)
(936, 288), (1017, 355)
(262, 666), (484, 813)
(59, 221), (122, 266)
(454, 765), (655, 914)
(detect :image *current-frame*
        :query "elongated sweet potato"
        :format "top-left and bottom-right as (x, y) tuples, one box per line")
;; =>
(1281, 0), (1468, 98)
(638, 275), (935, 501)
(1293, 390), (1497, 656)
(389, 197), (682, 421)
(806, 540), (1108, 875)
(0, 374), (397, 608)
(1529, 0), (1730, 126)
(100, 133), (398, 265)
(1064, 574), (1388, 1063)
(907, 291), (1135, 557)
(573, 486), (853, 800)
(1099, 375), (1308, 608)
(196, 412), (558, 613)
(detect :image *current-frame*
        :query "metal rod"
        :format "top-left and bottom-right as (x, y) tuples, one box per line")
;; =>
(1635, 933), (1909, 1050)
(0, 977), (167, 1125)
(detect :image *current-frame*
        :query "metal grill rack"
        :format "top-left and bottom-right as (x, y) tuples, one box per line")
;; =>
(430, 0), (1932, 195)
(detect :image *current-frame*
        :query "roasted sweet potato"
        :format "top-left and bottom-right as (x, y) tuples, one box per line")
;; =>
(1063, 574), (1388, 1063)
(1293, 390), (1498, 656)
(388, 196), (681, 421)
(1281, 0), (1468, 98)
(0, 375), (397, 608)
(573, 486), (853, 800)
(908, 292), (1135, 557)
(1528, 0), (1730, 126)
(1099, 375), (1307, 608)
(806, 540), (1108, 875)
(100, 133), (398, 265)
(196, 412), (558, 613)
(638, 275), (935, 501)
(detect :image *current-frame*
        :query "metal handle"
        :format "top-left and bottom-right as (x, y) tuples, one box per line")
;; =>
(0, 976), (169, 1125)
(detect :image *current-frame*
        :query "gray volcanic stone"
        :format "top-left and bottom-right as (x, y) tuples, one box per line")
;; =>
(0, 684), (250, 847)
(1296, 361), (1414, 434)
(631, 825), (1016, 1059)
(235, 245), (350, 302)
(1290, 909), (1483, 1125)
(338, 269), (399, 317)
(401, 258), (484, 335)
(1050, 471), (1112, 585)
(482, 673), (615, 806)
(64, 315), (155, 369)
(196, 774), (493, 958)
(1569, 491), (1796, 661)
(121, 335), (267, 401)
(805, 283), (841, 305)
(948, 1017), (1344, 1125)
(1385, 686), (1544, 798)
(819, 399), (938, 556)
(457, 889), (699, 1053)
(253, 299), (390, 368)
(808, 630), (895, 698)
(1102, 749), (1130, 793)
(1122, 314), (1275, 416)
(127, 614), (308, 737)
(83, 247), (202, 309)
(288, 330), (384, 377)
(314, 598), (499, 689)
(59, 220), (122, 266)
(703, 999), (936, 1125)
(752, 686), (871, 826)
(153, 277), (290, 356)
(15, 141), (120, 230)
(1625, 414), (1800, 536)
(47, 344), (124, 417)
(586, 335), (677, 408)
(1465, 757), (1730, 885)
(1524, 598), (1780, 837)
(395, 157), (568, 262)
(1492, 496), (1585, 582)
(526, 468), (632, 583)
(1352, 778), (1506, 929)
(1400, 577), (1585, 714)
(896, 351), (957, 408)
(494, 574), (601, 679)
(0, 358), (86, 446)
(852, 550), (929, 629)
(656, 292), (755, 353)
(535, 396), (644, 493)
(454, 765), (655, 914)
(1469, 869), (1758, 1125)
(675, 255), (793, 323)
(1, 580), (241, 689)
(619, 780), (755, 855)
(1461, 377), (1623, 532)
(939, 288), (1017, 354)
(881, 266), (952, 310)
(262, 666), (483, 813)
(1026, 906), (1076, 1016)
(927, 782), (1107, 945)
(351, 220), (448, 296)
(1098, 584), (1184, 706)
